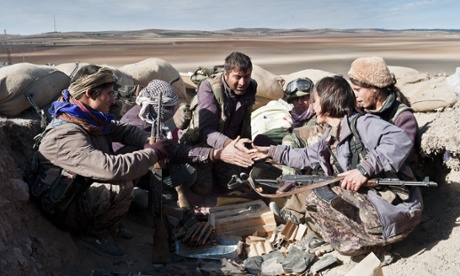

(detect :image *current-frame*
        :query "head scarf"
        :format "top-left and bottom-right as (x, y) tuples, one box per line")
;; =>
(135, 79), (179, 125)
(68, 67), (116, 99)
(290, 105), (315, 127)
(49, 90), (115, 136)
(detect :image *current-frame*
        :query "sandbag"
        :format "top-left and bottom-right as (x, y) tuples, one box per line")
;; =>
(280, 69), (335, 89)
(251, 65), (284, 110)
(0, 63), (70, 116)
(56, 61), (89, 79)
(56, 62), (135, 85)
(389, 66), (458, 112)
(118, 58), (186, 102)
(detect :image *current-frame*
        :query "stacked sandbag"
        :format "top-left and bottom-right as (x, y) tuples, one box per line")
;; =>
(0, 63), (70, 116)
(118, 58), (186, 101)
(56, 62), (135, 85)
(280, 69), (336, 89)
(55, 61), (89, 78)
(251, 64), (284, 110)
(389, 66), (458, 112)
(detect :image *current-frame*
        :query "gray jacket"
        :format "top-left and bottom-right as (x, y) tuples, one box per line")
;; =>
(269, 113), (413, 177)
(269, 113), (423, 238)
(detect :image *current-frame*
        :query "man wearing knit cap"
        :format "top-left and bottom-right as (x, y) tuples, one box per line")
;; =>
(30, 65), (174, 257)
(348, 56), (420, 180)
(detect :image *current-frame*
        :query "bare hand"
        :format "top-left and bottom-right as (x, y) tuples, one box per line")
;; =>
(233, 136), (255, 154)
(249, 144), (270, 161)
(216, 138), (254, 168)
(338, 169), (368, 191)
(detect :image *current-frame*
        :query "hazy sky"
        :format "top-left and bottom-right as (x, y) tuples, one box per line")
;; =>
(2, 0), (459, 35)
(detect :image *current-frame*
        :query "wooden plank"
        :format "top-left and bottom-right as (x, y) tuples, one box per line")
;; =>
(222, 224), (277, 237)
(209, 199), (267, 213)
(214, 210), (274, 226)
(209, 199), (276, 237)
(215, 214), (269, 233)
(211, 205), (269, 220)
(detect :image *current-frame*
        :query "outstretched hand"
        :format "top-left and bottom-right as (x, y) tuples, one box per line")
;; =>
(338, 169), (368, 191)
(233, 136), (256, 154)
(249, 144), (270, 161)
(217, 136), (254, 168)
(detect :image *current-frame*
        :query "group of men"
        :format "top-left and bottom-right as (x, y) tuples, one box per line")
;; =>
(29, 51), (421, 262)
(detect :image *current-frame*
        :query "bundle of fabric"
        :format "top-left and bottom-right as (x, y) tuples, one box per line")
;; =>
(0, 63), (70, 116)
(56, 62), (135, 86)
(388, 66), (458, 112)
(250, 64), (284, 110)
(118, 58), (186, 102)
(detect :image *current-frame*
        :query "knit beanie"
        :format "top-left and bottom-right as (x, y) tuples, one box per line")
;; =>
(136, 79), (179, 124)
(348, 57), (394, 88)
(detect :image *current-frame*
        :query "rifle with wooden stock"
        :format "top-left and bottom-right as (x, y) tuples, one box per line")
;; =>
(148, 90), (172, 264)
(248, 174), (437, 198)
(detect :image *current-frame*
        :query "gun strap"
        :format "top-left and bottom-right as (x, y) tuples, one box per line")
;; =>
(248, 175), (344, 198)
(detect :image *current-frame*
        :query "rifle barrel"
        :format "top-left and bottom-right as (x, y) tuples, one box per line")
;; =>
(374, 178), (438, 187)
(155, 91), (163, 142)
(280, 175), (438, 187)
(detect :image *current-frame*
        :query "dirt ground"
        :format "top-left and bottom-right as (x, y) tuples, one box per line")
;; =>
(1, 29), (460, 275)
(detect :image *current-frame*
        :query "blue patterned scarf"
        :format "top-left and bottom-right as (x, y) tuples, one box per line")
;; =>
(49, 90), (115, 136)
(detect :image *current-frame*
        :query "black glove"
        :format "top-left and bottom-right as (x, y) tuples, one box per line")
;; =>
(144, 138), (174, 160)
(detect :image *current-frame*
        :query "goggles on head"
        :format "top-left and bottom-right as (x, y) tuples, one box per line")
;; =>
(285, 78), (313, 95)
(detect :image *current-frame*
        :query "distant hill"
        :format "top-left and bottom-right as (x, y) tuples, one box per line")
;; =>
(2, 28), (460, 41)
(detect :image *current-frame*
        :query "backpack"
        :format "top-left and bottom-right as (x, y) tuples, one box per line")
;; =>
(173, 65), (224, 131)
(29, 120), (91, 215)
(174, 75), (225, 145)
(174, 74), (253, 146)
(189, 65), (224, 87)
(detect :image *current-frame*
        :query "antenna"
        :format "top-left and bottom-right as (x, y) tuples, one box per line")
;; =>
(53, 15), (57, 32)
(7, 48), (12, 65)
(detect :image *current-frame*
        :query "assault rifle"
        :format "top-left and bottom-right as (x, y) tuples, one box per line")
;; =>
(248, 174), (437, 198)
(149, 89), (172, 264)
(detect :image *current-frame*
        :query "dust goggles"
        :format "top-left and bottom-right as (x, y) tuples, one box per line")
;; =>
(285, 78), (313, 95)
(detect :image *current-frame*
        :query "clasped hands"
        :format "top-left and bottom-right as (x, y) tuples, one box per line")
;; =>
(219, 136), (274, 168)
(240, 142), (368, 192)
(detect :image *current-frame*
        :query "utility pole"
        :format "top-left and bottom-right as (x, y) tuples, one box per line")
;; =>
(7, 48), (12, 65)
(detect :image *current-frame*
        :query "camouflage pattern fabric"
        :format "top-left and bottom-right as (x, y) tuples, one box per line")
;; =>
(306, 185), (412, 256)
(281, 116), (324, 175)
(73, 181), (133, 236)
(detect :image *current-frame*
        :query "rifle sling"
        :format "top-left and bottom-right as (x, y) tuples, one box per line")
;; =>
(248, 175), (345, 198)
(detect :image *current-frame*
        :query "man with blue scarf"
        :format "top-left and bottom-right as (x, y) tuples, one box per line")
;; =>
(30, 65), (172, 256)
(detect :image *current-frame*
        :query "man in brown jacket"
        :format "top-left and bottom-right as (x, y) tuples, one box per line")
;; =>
(31, 65), (173, 256)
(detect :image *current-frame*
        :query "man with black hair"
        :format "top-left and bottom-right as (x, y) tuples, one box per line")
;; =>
(181, 51), (257, 195)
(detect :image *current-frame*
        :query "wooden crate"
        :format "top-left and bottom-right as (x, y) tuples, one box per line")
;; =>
(208, 199), (276, 237)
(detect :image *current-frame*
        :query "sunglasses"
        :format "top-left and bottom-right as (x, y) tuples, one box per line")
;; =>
(285, 78), (313, 95)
